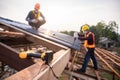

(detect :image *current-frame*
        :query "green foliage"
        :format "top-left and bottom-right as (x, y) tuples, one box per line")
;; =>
(89, 25), (100, 44)
(60, 31), (75, 36)
(102, 72), (113, 80)
(96, 21), (106, 37)
(117, 49), (120, 55)
(89, 21), (120, 46)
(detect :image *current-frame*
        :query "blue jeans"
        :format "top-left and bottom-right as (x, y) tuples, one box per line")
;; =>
(81, 48), (98, 72)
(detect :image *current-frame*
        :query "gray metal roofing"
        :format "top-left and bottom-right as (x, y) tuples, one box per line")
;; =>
(0, 17), (81, 50)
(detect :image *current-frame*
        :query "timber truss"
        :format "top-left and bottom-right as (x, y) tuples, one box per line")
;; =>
(0, 17), (120, 80)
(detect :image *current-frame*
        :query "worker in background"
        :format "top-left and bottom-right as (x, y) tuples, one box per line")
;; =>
(26, 3), (46, 30)
(77, 24), (98, 73)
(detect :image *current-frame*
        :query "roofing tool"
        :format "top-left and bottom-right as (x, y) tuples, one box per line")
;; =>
(19, 50), (58, 79)
(19, 50), (53, 64)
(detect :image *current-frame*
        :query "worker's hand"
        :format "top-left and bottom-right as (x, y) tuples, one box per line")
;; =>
(78, 37), (84, 41)
(42, 19), (46, 24)
(73, 32), (78, 38)
(74, 37), (76, 41)
(78, 37), (81, 40)
(31, 19), (38, 23)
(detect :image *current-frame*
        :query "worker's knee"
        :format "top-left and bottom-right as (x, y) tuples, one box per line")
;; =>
(39, 19), (46, 24)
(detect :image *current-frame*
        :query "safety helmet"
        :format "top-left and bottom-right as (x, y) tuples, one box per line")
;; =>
(81, 24), (89, 31)
(34, 3), (40, 10)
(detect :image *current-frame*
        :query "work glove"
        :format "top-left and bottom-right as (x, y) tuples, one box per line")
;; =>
(31, 19), (38, 23)
(42, 19), (46, 24)
(78, 37), (82, 40)
(73, 32), (78, 38)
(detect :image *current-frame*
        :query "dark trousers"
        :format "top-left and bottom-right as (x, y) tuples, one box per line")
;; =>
(29, 19), (46, 30)
(81, 48), (98, 72)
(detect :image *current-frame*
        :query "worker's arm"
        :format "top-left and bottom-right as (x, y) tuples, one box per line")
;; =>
(40, 12), (45, 20)
(78, 33), (84, 37)
(26, 11), (31, 22)
(40, 12), (46, 24)
(26, 11), (38, 23)
(78, 34), (93, 41)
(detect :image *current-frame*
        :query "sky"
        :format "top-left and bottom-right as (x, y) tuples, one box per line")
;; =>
(0, 0), (120, 33)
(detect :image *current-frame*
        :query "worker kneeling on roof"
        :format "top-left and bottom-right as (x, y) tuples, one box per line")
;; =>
(77, 24), (98, 73)
(26, 3), (46, 30)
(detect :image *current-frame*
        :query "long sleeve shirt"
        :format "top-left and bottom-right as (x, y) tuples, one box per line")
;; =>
(78, 32), (94, 45)
(26, 10), (45, 22)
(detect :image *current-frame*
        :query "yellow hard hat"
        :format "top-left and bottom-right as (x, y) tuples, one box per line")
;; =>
(81, 24), (89, 31)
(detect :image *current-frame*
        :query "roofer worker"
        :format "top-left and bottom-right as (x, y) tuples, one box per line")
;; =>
(26, 3), (46, 30)
(77, 24), (98, 73)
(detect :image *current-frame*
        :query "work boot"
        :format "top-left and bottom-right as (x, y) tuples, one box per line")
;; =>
(76, 68), (85, 73)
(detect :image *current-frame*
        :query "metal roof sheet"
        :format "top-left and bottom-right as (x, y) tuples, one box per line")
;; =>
(0, 17), (81, 50)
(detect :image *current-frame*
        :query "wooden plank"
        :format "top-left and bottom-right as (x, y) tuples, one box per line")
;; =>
(75, 62), (114, 74)
(64, 50), (78, 80)
(64, 70), (96, 80)
(0, 23), (16, 31)
(0, 42), (34, 71)
(0, 21), (68, 52)
(95, 51), (120, 78)
(26, 36), (68, 52)
(5, 49), (71, 80)
(97, 48), (120, 63)
(34, 49), (71, 80)
(96, 48), (120, 67)
(0, 31), (25, 37)
(0, 17), (81, 50)
(69, 50), (78, 71)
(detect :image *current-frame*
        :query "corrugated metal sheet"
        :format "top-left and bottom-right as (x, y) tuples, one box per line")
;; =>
(0, 17), (81, 50)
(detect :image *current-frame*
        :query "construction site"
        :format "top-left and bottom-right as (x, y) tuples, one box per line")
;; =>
(0, 16), (120, 80)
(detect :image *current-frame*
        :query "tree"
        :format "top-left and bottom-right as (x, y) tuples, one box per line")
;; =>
(89, 21), (119, 46)
(60, 31), (75, 36)
(96, 21), (106, 37)
(89, 21), (106, 44)
(108, 21), (119, 41)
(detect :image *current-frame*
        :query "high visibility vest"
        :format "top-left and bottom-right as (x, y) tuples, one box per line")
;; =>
(84, 32), (95, 48)
(32, 10), (40, 19)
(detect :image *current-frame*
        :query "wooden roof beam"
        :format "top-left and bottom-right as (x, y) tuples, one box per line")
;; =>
(5, 49), (71, 80)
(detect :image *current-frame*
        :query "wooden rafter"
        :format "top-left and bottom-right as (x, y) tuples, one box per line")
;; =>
(0, 31), (25, 37)
(95, 50), (120, 78)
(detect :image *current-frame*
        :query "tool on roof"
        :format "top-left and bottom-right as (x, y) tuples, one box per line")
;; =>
(19, 50), (53, 64)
